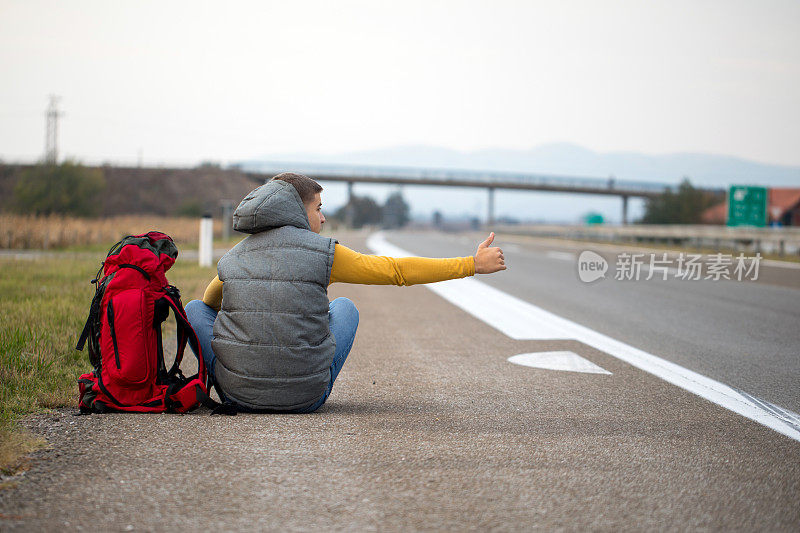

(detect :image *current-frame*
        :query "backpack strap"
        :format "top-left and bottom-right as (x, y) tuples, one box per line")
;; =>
(76, 314), (93, 352)
(117, 263), (151, 281)
(164, 380), (237, 415)
(76, 272), (104, 351)
(160, 293), (236, 416)
(76, 272), (107, 369)
(161, 292), (201, 379)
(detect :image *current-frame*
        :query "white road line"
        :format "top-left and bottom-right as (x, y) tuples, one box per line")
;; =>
(367, 232), (800, 443)
(762, 259), (800, 270)
(546, 251), (574, 261)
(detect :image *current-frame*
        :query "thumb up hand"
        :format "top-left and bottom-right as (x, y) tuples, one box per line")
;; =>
(474, 232), (506, 274)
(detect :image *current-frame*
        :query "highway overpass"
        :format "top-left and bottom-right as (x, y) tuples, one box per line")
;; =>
(242, 163), (709, 225)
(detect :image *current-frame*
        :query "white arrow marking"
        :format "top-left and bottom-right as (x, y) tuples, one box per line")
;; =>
(508, 351), (612, 374)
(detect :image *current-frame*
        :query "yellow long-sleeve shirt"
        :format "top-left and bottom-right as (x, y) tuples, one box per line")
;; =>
(201, 243), (475, 311)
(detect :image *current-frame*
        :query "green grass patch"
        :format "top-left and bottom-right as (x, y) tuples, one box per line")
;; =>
(0, 251), (217, 474)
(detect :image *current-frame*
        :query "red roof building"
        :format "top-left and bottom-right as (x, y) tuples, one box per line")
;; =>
(769, 188), (800, 226)
(700, 201), (727, 225)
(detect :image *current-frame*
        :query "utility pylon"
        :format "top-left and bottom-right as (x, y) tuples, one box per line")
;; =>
(45, 95), (62, 164)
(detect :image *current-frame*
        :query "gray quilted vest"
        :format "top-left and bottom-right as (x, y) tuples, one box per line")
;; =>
(211, 179), (337, 411)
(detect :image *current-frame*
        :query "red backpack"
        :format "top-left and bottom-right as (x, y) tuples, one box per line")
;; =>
(76, 231), (214, 414)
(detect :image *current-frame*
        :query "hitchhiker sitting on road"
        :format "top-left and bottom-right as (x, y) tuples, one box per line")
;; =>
(185, 173), (506, 413)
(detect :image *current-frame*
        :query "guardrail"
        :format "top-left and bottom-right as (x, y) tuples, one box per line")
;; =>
(494, 224), (800, 256)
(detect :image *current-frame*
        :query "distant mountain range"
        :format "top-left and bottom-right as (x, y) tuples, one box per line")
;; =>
(244, 143), (800, 188)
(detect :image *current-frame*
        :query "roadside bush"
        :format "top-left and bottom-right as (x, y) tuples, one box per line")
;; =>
(13, 161), (105, 217)
(640, 178), (722, 224)
(177, 198), (204, 218)
(333, 195), (383, 228)
(382, 191), (410, 229)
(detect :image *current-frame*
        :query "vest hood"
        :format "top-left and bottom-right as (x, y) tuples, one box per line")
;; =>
(232, 179), (310, 234)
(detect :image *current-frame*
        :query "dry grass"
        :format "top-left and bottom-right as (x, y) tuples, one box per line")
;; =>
(0, 214), (225, 250)
(0, 429), (46, 477)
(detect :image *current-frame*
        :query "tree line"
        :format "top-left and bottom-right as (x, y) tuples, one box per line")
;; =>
(332, 191), (410, 229)
(9, 161), (412, 227)
(9, 162), (720, 226)
(639, 178), (723, 224)
(11, 161), (105, 216)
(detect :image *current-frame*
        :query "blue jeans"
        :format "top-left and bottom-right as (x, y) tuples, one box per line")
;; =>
(185, 297), (359, 413)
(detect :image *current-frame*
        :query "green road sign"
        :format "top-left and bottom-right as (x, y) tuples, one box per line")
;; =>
(584, 212), (604, 225)
(727, 185), (767, 227)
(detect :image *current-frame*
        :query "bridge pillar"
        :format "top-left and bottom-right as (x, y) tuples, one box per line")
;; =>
(621, 195), (629, 225)
(487, 187), (495, 226)
(346, 181), (355, 228)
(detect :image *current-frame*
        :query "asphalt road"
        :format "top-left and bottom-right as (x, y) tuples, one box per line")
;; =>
(1, 230), (798, 531)
(383, 230), (800, 414)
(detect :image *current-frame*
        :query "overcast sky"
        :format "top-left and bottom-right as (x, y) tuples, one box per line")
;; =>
(1, 0), (798, 168)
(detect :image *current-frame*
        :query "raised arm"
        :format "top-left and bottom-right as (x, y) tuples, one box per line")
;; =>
(330, 233), (506, 286)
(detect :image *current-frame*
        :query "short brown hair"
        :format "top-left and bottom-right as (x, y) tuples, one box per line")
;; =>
(271, 172), (323, 204)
